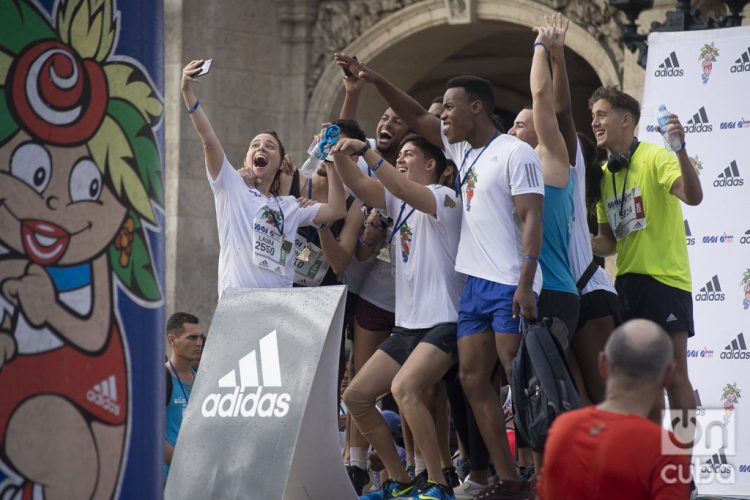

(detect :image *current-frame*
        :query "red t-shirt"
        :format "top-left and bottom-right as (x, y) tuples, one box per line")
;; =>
(538, 406), (690, 500)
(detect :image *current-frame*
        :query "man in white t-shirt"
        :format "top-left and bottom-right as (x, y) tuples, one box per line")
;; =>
(335, 54), (543, 499)
(336, 135), (462, 500)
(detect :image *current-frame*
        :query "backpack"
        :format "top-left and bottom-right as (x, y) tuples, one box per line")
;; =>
(512, 318), (581, 452)
(166, 366), (173, 406)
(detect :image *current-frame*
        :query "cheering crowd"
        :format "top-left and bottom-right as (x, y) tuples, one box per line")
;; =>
(174, 13), (701, 500)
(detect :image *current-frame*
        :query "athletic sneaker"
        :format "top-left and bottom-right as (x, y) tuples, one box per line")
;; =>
(348, 464), (371, 495)
(409, 481), (455, 500)
(453, 479), (488, 500)
(360, 479), (415, 500)
(455, 458), (470, 482)
(442, 466), (460, 488)
(413, 470), (428, 491)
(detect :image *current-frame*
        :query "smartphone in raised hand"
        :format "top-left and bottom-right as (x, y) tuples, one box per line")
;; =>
(342, 56), (358, 77)
(196, 59), (213, 77)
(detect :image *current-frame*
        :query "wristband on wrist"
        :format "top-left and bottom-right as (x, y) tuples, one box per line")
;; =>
(675, 142), (686, 153)
(355, 141), (371, 156)
(522, 255), (539, 264)
(186, 100), (200, 114)
(371, 158), (385, 173)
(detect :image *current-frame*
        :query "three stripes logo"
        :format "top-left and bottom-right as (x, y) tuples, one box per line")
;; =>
(524, 163), (540, 188)
(713, 160), (744, 188)
(741, 229), (750, 245)
(86, 375), (120, 416)
(695, 275), (725, 301)
(685, 106), (713, 133)
(655, 51), (684, 77)
(201, 330), (291, 418)
(684, 219), (695, 246)
(721, 332), (749, 360)
(700, 448), (733, 478)
(731, 46), (750, 73)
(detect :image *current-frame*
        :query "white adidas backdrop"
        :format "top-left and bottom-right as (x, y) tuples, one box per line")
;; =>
(640, 26), (750, 497)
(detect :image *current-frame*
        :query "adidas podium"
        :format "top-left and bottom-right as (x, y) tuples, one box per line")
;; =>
(165, 286), (357, 499)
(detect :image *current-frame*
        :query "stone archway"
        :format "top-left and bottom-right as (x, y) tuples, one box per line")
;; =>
(305, 0), (622, 137)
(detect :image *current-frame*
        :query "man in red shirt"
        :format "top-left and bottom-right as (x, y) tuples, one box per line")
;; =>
(539, 319), (691, 499)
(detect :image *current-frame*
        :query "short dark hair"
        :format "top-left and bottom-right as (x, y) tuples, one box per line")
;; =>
(446, 75), (495, 118)
(334, 119), (367, 142)
(588, 86), (641, 126)
(431, 95), (444, 105)
(167, 312), (200, 337)
(399, 133), (448, 180)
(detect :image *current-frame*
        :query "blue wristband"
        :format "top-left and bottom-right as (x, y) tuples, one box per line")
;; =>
(186, 100), (200, 114)
(522, 255), (539, 264)
(371, 158), (385, 173)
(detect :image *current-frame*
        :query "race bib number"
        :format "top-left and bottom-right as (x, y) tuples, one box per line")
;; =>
(604, 186), (647, 241)
(253, 219), (290, 276)
(292, 235), (330, 286)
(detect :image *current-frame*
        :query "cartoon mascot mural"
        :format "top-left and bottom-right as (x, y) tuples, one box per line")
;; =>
(0, 0), (163, 498)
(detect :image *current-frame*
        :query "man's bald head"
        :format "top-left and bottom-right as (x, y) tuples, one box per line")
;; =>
(604, 319), (674, 381)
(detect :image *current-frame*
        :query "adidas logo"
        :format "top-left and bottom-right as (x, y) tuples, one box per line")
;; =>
(694, 389), (702, 407)
(685, 220), (695, 245)
(665, 313), (678, 322)
(701, 448), (733, 477)
(655, 51), (684, 77)
(731, 46), (750, 73)
(685, 107), (713, 133)
(741, 229), (750, 245)
(695, 275), (725, 301)
(721, 332), (749, 360)
(86, 375), (121, 416)
(713, 160), (744, 187)
(201, 330), (291, 418)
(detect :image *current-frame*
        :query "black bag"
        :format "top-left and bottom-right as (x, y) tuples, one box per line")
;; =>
(166, 366), (173, 406)
(512, 318), (582, 452)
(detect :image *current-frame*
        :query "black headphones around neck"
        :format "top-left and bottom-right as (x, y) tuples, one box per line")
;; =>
(607, 138), (640, 173)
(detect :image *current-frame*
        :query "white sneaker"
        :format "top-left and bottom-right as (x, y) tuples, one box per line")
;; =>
(453, 479), (488, 500)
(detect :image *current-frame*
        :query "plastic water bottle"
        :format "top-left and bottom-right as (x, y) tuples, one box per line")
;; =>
(299, 124), (341, 178)
(657, 104), (682, 152)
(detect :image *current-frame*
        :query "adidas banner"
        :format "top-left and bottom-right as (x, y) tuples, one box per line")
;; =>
(165, 286), (356, 499)
(641, 25), (750, 498)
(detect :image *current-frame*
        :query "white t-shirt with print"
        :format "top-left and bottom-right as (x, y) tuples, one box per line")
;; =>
(208, 155), (321, 296)
(384, 185), (465, 329)
(568, 140), (617, 295)
(441, 124), (544, 293)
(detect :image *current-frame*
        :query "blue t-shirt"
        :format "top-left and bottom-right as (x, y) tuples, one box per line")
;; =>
(164, 368), (193, 481)
(540, 175), (577, 294)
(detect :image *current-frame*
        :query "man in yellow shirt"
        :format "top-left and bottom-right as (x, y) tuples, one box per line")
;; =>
(589, 87), (703, 432)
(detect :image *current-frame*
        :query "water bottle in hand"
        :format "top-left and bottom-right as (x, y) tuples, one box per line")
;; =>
(657, 104), (682, 152)
(299, 124), (341, 178)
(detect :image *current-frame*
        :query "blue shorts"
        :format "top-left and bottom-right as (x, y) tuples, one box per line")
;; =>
(458, 276), (523, 338)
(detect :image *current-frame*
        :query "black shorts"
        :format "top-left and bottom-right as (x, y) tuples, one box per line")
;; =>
(378, 323), (457, 366)
(355, 297), (396, 332)
(615, 273), (695, 337)
(576, 289), (623, 332)
(538, 289), (580, 341)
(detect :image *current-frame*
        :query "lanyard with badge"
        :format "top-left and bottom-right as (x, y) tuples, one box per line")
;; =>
(292, 180), (331, 286)
(454, 130), (500, 196)
(169, 359), (195, 415)
(385, 201), (415, 265)
(252, 195), (291, 276)
(607, 165), (646, 240)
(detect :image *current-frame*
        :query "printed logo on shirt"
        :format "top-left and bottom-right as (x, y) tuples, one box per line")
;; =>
(260, 206), (283, 234)
(655, 51), (684, 77)
(86, 374), (121, 416)
(731, 46), (750, 73)
(399, 222), (413, 263)
(720, 332), (749, 360)
(201, 330), (291, 418)
(713, 160), (744, 187)
(444, 194), (456, 208)
(464, 170), (478, 211)
(695, 275), (725, 301)
(684, 106), (713, 133)
(684, 220), (695, 246)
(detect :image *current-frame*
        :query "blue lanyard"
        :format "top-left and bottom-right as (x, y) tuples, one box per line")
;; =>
(305, 180), (314, 243)
(454, 130), (500, 195)
(611, 168), (630, 218)
(389, 202), (415, 244)
(268, 195), (285, 236)
(168, 359), (195, 407)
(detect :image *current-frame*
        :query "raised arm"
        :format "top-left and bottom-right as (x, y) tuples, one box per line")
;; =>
(549, 14), (577, 166)
(333, 139), (440, 216)
(340, 72), (366, 120)
(181, 60), (224, 180)
(313, 162), (348, 224)
(331, 139), (387, 210)
(335, 53), (443, 147)
(531, 25), (570, 188)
